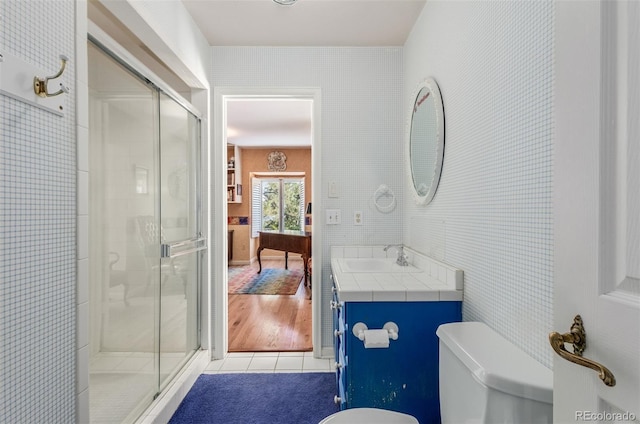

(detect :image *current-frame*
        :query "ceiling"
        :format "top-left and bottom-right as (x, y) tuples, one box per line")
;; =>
(226, 99), (313, 148)
(181, 0), (426, 47)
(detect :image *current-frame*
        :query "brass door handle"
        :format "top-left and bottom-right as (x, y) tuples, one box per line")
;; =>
(549, 315), (616, 387)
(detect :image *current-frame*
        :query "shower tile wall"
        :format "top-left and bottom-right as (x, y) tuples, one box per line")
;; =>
(403, 1), (554, 367)
(210, 47), (404, 349)
(0, 0), (78, 422)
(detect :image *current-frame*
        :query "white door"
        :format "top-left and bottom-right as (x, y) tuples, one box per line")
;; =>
(554, 1), (639, 422)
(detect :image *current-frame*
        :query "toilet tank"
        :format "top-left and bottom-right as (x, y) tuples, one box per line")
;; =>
(436, 322), (553, 424)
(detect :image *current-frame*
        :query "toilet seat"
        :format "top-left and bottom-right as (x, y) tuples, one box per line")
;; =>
(319, 408), (419, 424)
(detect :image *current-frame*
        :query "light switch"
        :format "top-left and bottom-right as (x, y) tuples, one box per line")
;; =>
(328, 181), (339, 198)
(326, 209), (341, 225)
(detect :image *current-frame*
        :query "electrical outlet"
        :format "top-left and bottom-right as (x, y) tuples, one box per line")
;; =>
(326, 209), (341, 225)
(354, 211), (363, 225)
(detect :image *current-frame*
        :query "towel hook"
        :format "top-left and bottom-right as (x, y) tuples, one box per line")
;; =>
(34, 54), (70, 98)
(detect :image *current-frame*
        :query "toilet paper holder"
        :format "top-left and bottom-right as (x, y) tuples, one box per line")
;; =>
(352, 322), (399, 341)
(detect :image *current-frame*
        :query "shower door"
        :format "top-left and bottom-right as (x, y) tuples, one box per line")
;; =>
(88, 41), (203, 423)
(157, 93), (203, 391)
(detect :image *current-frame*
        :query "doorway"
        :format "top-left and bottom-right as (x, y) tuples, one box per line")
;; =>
(87, 40), (205, 423)
(212, 89), (322, 358)
(226, 98), (312, 352)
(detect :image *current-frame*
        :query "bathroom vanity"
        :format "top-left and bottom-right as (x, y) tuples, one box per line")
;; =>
(330, 247), (463, 424)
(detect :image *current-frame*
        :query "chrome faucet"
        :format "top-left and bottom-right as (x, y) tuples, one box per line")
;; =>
(383, 244), (409, 266)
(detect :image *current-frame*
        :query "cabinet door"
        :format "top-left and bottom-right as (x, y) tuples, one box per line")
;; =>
(345, 301), (461, 424)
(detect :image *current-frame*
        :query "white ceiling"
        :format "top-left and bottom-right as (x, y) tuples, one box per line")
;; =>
(226, 99), (313, 147)
(181, 0), (426, 47)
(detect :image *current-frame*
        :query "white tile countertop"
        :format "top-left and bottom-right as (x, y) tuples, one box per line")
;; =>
(330, 246), (464, 302)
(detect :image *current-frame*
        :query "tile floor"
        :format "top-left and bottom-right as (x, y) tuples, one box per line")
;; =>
(204, 351), (334, 374)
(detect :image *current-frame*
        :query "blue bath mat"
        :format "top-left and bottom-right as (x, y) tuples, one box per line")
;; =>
(169, 372), (339, 424)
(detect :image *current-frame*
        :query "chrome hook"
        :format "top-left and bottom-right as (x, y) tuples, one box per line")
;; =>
(34, 54), (69, 98)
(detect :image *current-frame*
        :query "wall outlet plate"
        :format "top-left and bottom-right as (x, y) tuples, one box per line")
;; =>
(354, 211), (363, 225)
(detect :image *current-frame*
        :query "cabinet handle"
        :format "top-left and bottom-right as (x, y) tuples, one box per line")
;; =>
(334, 395), (342, 404)
(334, 329), (342, 337)
(333, 361), (342, 370)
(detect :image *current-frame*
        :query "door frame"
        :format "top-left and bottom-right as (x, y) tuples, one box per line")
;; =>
(211, 87), (322, 359)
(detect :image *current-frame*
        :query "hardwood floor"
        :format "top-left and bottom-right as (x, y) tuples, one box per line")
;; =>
(228, 259), (312, 352)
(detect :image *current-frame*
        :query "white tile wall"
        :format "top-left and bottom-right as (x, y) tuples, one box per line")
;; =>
(403, 1), (554, 367)
(210, 47), (404, 350)
(0, 0), (78, 422)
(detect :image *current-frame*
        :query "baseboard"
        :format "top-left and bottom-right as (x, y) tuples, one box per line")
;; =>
(229, 255), (303, 266)
(321, 346), (335, 359)
(257, 255), (303, 261)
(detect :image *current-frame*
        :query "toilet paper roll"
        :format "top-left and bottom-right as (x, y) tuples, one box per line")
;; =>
(363, 329), (390, 349)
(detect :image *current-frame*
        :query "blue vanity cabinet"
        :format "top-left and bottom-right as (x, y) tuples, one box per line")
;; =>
(331, 280), (462, 424)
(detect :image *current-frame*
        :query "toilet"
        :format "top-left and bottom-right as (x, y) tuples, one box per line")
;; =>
(320, 321), (553, 424)
(319, 408), (419, 424)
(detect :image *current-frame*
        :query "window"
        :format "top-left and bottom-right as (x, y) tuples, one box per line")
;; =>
(252, 176), (305, 237)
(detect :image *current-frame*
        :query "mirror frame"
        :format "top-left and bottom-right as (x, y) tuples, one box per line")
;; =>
(406, 77), (445, 205)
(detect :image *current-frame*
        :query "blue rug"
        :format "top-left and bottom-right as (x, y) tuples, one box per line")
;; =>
(229, 268), (304, 295)
(169, 373), (339, 424)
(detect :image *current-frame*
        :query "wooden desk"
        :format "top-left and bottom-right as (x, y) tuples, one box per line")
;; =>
(257, 231), (312, 288)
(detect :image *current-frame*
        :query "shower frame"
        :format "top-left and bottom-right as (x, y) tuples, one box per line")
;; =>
(87, 35), (205, 423)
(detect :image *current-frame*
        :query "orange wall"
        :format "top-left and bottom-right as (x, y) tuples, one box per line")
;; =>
(228, 147), (311, 263)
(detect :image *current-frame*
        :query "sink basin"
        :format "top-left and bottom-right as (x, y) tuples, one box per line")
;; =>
(339, 258), (422, 273)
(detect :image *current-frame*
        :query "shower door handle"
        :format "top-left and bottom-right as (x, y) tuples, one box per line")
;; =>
(161, 237), (207, 258)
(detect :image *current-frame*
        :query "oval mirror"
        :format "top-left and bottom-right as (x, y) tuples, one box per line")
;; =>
(407, 77), (444, 205)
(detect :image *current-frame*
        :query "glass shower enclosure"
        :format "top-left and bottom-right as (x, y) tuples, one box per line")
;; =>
(87, 40), (204, 423)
